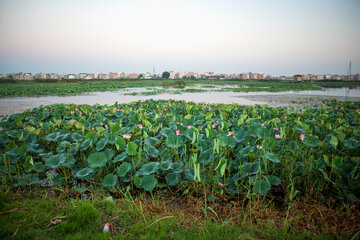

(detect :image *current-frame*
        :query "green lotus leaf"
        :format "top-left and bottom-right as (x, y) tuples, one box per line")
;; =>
(115, 137), (126, 151)
(80, 138), (92, 151)
(87, 152), (108, 168)
(166, 172), (181, 186)
(199, 149), (214, 165)
(45, 132), (59, 142)
(71, 133), (84, 142)
(253, 178), (271, 196)
(343, 138), (360, 149)
(44, 154), (66, 168)
(141, 175), (158, 191)
(102, 173), (117, 188)
(330, 135), (338, 149)
(126, 141), (138, 156)
(113, 152), (127, 163)
(94, 114), (104, 122)
(29, 162), (45, 173)
(20, 173), (39, 186)
(166, 135), (183, 148)
(111, 123), (120, 132)
(0, 133), (10, 145)
(56, 141), (70, 153)
(144, 144), (159, 157)
(23, 156), (34, 173)
(160, 160), (173, 171)
(138, 162), (160, 175)
(134, 176), (142, 187)
(264, 152), (280, 163)
(75, 167), (94, 179)
(304, 135), (320, 147)
(265, 175), (281, 186)
(145, 137), (159, 146)
(96, 138), (107, 151)
(117, 162), (132, 177)
(104, 148), (115, 161)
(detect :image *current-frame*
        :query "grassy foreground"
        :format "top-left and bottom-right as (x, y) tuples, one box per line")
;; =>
(0, 189), (357, 240)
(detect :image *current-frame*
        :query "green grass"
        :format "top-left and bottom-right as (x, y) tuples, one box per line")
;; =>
(0, 191), (346, 240)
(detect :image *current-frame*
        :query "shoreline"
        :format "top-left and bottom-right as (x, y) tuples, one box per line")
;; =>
(1, 93), (359, 116)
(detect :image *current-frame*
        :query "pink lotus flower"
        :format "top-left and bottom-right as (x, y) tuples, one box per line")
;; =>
(227, 131), (233, 136)
(216, 120), (219, 124)
(212, 123), (216, 129)
(100, 122), (103, 126)
(160, 113), (163, 116)
(208, 107), (211, 111)
(105, 124), (108, 128)
(92, 127), (94, 131)
(104, 108), (107, 111)
(275, 134), (281, 139)
(300, 134), (305, 141)
(187, 125), (191, 129)
(75, 108), (78, 111)
(284, 116), (287, 119)
(70, 111), (74, 114)
(176, 130), (180, 135)
(113, 108), (116, 111)
(274, 128), (279, 131)
(163, 108), (167, 111)
(40, 122), (43, 126)
(261, 123), (265, 126)
(57, 124), (60, 127)
(122, 134), (131, 139)
(251, 135), (257, 138)
(257, 145), (263, 149)
(180, 123), (183, 126)
(233, 136), (237, 140)
(50, 108), (53, 111)
(137, 124), (143, 129)
(71, 120), (74, 124)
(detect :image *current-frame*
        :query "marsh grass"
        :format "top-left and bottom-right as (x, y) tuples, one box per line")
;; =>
(0, 189), (354, 240)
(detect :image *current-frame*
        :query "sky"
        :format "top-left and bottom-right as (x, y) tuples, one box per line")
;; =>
(0, 0), (359, 76)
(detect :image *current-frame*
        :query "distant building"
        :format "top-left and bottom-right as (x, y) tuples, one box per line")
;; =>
(169, 71), (175, 79)
(23, 73), (33, 80)
(127, 73), (139, 79)
(143, 72), (152, 79)
(293, 75), (302, 81)
(34, 73), (47, 79)
(119, 72), (127, 78)
(240, 73), (249, 80)
(109, 72), (119, 79)
(49, 73), (59, 79)
(176, 71), (187, 79)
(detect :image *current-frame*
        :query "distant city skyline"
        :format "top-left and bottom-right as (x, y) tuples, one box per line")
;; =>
(0, 0), (359, 76)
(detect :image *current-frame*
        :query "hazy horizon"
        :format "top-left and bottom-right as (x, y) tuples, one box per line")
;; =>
(0, 0), (359, 76)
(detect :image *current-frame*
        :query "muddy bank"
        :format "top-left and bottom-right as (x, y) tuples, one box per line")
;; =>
(243, 95), (360, 109)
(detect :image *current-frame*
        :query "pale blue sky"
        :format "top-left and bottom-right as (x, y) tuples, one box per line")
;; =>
(0, 0), (359, 75)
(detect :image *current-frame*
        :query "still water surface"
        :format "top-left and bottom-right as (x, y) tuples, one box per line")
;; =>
(1, 86), (359, 116)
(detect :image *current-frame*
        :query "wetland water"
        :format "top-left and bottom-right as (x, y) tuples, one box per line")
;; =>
(1, 87), (359, 116)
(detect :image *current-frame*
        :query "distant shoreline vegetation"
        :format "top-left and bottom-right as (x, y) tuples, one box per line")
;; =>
(0, 79), (359, 98)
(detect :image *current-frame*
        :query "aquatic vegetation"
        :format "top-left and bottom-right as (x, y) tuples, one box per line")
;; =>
(0, 79), (353, 97)
(0, 99), (359, 204)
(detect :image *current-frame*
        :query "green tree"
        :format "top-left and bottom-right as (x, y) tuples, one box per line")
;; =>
(162, 71), (170, 79)
(138, 74), (144, 79)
